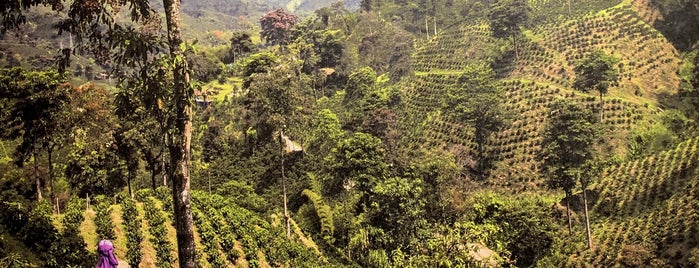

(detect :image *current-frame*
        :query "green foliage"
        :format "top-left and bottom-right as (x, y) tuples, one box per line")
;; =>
(192, 191), (323, 267)
(187, 50), (223, 82)
(291, 17), (346, 71)
(541, 99), (599, 194)
(0, 67), (70, 168)
(342, 67), (396, 129)
(93, 195), (116, 242)
(227, 31), (258, 64)
(302, 189), (334, 239)
(236, 51), (279, 88)
(118, 196), (143, 267)
(191, 207), (227, 267)
(489, 0), (531, 39)
(443, 63), (508, 158)
(0, 200), (92, 267)
(306, 109), (344, 155)
(368, 176), (427, 251)
(573, 50), (619, 97)
(154, 186), (173, 213)
(134, 188), (154, 202)
(61, 197), (85, 233)
(143, 197), (175, 268)
(464, 192), (557, 266)
(327, 132), (387, 195)
(353, 13), (414, 80)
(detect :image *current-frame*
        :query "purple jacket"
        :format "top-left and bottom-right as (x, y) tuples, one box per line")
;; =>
(96, 240), (119, 268)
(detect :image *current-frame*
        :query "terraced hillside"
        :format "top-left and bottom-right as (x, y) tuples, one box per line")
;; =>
(57, 190), (323, 268)
(401, 0), (681, 188)
(571, 136), (699, 266)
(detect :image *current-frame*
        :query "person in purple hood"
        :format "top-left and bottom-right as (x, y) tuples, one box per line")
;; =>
(96, 239), (119, 268)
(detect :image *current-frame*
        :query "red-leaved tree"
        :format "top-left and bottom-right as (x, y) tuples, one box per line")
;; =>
(259, 8), (298, 46)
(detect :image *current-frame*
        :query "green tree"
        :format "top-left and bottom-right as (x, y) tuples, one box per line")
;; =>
(64, 83), (123, 197)
(368, 176), (427, 252)
(0, 68), (70, 201)
(307, 109), (344, 156)
(443, 63), (508, 164)
(573, 50), (619, 121)
(227, 31), (257, 64)
(540, 99), (598, 241)
(291, 18), (346, 71)
(343, 67), (394, 130)
(3, 5), (199, 266)
(56, 0), (198, 265)
(489, 0), (531, 58)
(328, 132), (387, 196)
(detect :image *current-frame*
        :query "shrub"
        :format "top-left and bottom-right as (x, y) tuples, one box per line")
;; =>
(143, 197), (175, 268)
(93, 195), (116, 241)
(119, 197), (143, 267)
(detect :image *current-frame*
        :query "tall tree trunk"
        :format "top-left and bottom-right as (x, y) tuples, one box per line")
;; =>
(583, 188), (593, 249)
(48, 143), (54, 211)
(162, 151), (168, 187)
(127, 168), (133, 199)
(150, 164), (157, 190)
(33, 150), (42, 201)
(163, 0), (196, 267)
(565, 191), (572, 235)
(599, 92), (604, 122)
(280, 130), (290, 238)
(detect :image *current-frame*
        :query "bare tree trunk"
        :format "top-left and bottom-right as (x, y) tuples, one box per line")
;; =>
(48, 144), (54, 211)
(425, 17), (430, 40)
(162, 151), (168, 187)
(599, 92), (604, 122)
(280, 130), (291, 238)
(163, 0), (196, 267)
(127, 168), (134, 199)
(433, 16), (437, 35)
(150, 164), (157, 190)
(33, 150), (42, 201)
(583, 189), (593, 249)
(565, 191), (572, 235)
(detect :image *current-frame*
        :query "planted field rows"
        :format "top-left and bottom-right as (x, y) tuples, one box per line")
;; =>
(578, 136), (699, 266)
(411, 2), (681, 100)
(411, 24), (496, 73)
(534, 3), (681, 97)
(55, 189), (322, 268)
(403, 1), (671, 188)
(402, 70), (649, 188)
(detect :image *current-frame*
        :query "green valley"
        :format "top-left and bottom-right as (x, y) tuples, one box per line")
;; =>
(1, 0), (698, 267)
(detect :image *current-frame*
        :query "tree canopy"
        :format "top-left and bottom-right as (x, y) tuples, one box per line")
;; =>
(260, 8), (299, 46)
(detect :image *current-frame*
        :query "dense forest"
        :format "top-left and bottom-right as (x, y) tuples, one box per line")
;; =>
(1, 0), (699, 267)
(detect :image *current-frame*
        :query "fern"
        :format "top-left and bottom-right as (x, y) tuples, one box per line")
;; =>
(302, 189), (334, 239)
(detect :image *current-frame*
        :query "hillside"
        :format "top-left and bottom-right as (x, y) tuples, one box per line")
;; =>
(1, 0), (699, 267)
(54, 189), (325, 268)
(578, 136), (699, 266)
(401, 0), (687, 188)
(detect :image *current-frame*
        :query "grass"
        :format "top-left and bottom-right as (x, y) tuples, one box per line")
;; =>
(203, 77), (244, 101)
(81, 208), (98, 252)
(109, 205), (128, 266)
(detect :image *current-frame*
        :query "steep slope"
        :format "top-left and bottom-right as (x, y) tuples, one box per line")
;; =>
(58, 191), (324, 268)
(575, 136), (699, 266)
(401, 0), (683, 188)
